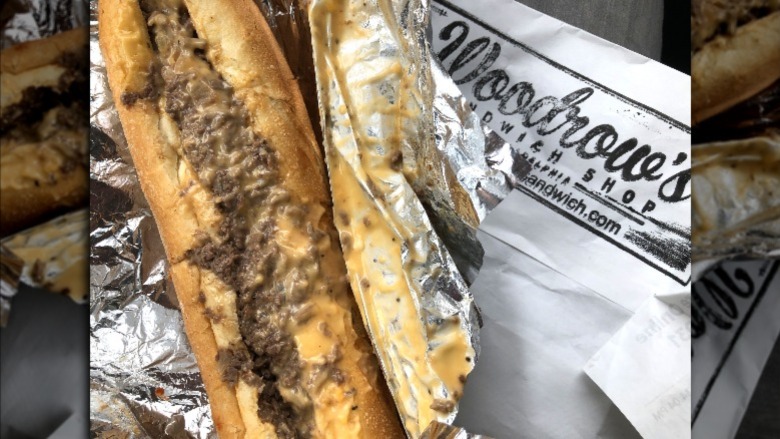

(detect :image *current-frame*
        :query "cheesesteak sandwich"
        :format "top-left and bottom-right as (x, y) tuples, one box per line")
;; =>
(0, 28), (88, 237)
(99, 0), (404, 437)
(691, 0), (780, 258)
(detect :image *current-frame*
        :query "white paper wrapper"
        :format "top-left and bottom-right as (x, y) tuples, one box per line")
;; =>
(692, 258), (780, 439)
(429, 0), (691, 438)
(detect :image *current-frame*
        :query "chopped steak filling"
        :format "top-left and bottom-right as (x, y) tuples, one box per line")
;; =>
(140, 0), (322, 436)
(0, 49), (87, 137)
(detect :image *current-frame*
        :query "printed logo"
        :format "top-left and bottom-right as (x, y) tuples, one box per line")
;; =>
(431, 0), (691, 285)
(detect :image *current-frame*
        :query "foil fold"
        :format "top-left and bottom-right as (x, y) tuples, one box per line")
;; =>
(692, 133), (780, 263)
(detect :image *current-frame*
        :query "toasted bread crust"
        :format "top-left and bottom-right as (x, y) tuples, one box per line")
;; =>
(0, 28), (88, 237)
(99, 2), (250, 437)
(0, 27), (87, 74)
(0, 166), (87, 237)
(692, 12), (780, 124)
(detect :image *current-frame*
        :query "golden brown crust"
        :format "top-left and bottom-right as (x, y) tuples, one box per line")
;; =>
(100, 1), (403, 437)
(98, 2), (247, 437)
(692, 12), (780, 124)
(0, 27), (87, 74)
(0, 166), (86, 237)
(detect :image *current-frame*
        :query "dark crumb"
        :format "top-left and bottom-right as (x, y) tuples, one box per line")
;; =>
(198, 292), (206, 303)
(389, 150), (403, 171)
(458, 374), (467, 384)
(360, 278), (370, 289)
(363, 217), (371, 227)
(430, 399), (455, 413)
(341, 233), (353, 250)
(465, 357), (471, 362)
(396, 298), (400, 303)
(31, 259), (45, 283)
(203, 307), (223, 323)
(351, 405), (358, 411)
(339, 211), (349, 225)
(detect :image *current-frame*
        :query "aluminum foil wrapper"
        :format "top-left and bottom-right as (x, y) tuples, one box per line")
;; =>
(1, 209), (89, 303)
(89, 0), (525, 436)
(692, 134), (780, 264)
(308, 0), (530, 434)
(1, 0), (87, 49)
(692, 82), (780, 267)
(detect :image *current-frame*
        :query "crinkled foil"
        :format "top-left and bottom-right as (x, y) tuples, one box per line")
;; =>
(89, 1), (215, 437)
(429, 56), (526, 282)
(691, 133), (780, 264)
(692, 81), (780, 266)
(89, 0), (525, 437)
(307, 0), (524, 434)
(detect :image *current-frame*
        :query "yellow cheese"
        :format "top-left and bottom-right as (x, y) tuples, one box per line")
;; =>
(310, 0), (477, 435)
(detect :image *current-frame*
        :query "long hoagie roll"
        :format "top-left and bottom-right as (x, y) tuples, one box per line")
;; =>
(99, 0), (403, 437)
(0, 27), (88, 237)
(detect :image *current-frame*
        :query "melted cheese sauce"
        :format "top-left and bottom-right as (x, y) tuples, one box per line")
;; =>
(0, 106), (87, 190)
(0, 65), (65, 108)
(310, 0), (475, 435)
(1, 209), (87, 302)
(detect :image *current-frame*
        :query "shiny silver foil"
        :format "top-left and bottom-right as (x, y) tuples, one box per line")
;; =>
(429, 56), (525, 282)
(89, 0), (525, 437)
(691, 133), (780, 263)
(306, 0), (524, 434)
